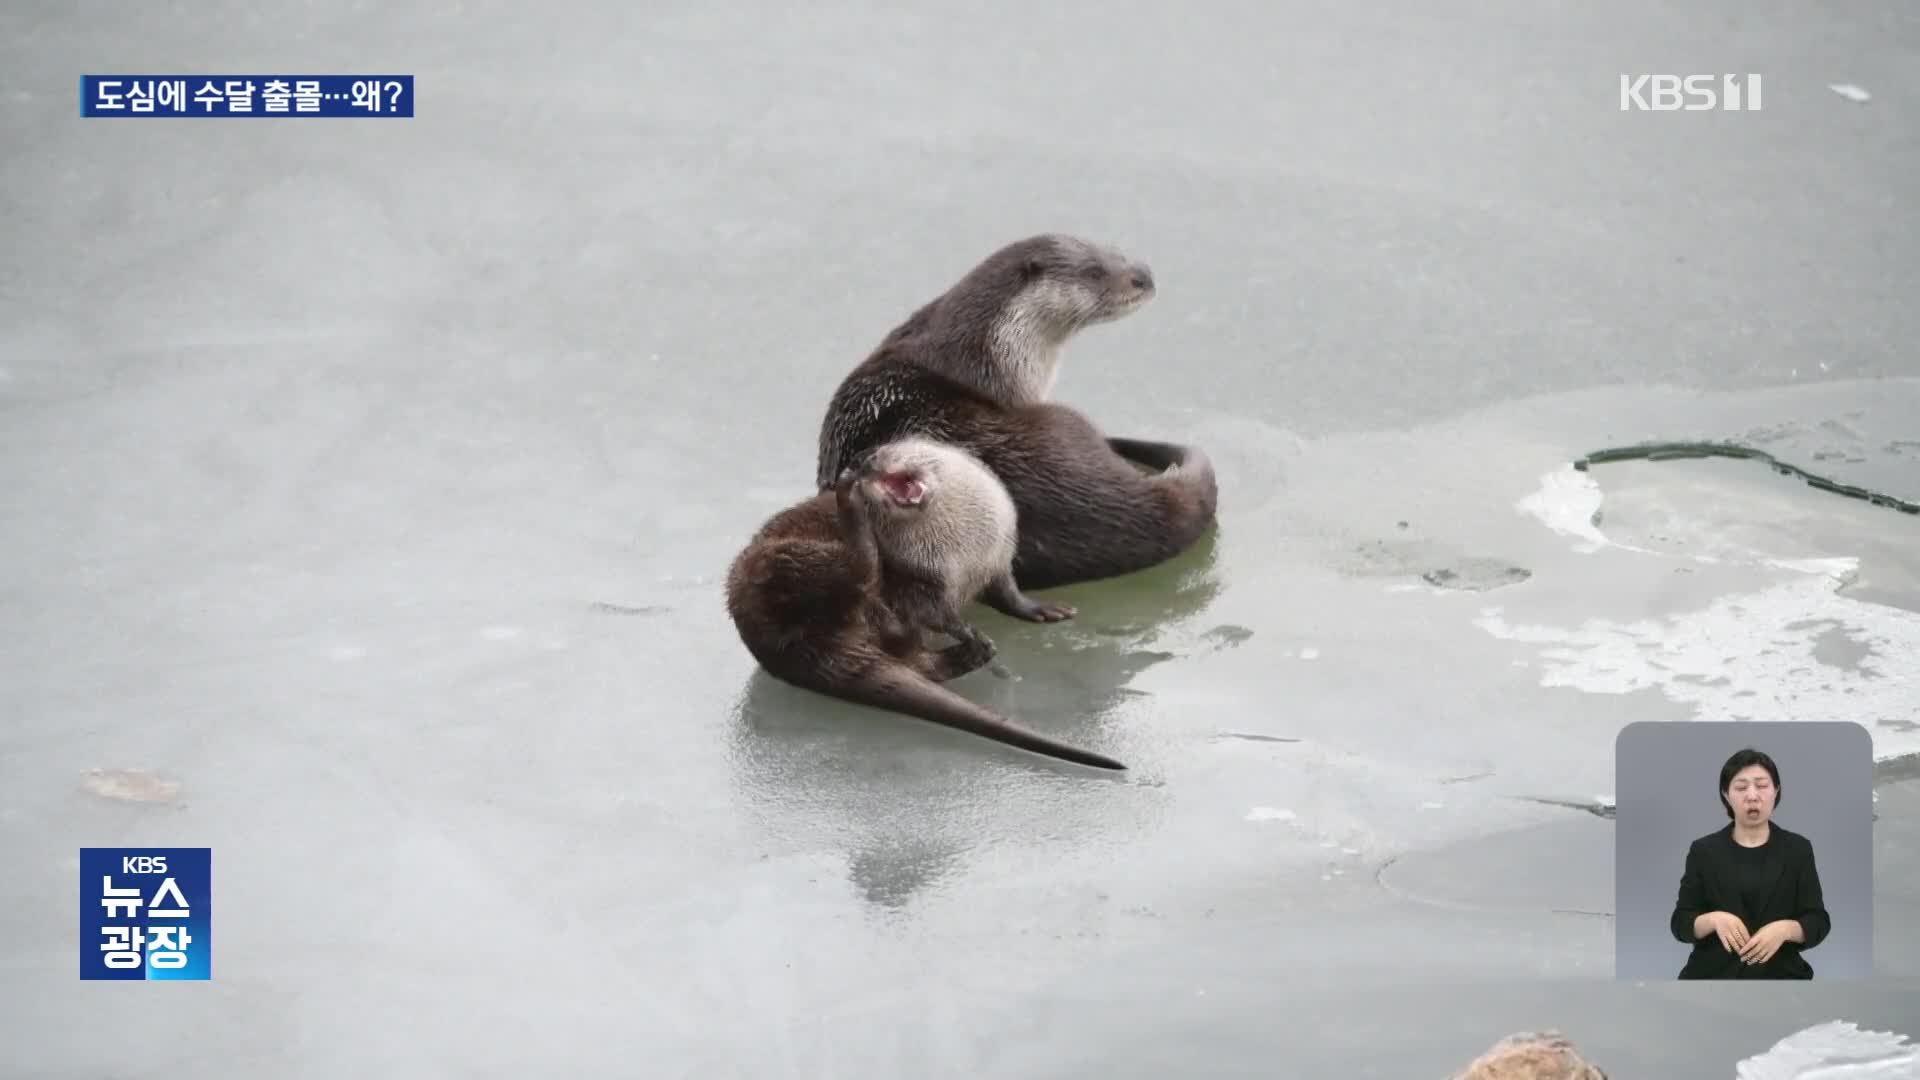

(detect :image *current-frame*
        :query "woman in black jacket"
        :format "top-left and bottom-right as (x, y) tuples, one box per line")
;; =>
(1669, 747), (1832, 979)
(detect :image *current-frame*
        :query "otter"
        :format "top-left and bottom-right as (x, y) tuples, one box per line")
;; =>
(814, 233), (1219, 592)
(1451, 1031), (1608, 1080)
(726, 437), (1125, 771)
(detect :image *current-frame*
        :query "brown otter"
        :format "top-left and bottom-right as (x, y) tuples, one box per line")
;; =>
(1451, 1031), (1608, 1079)
(726, 437), (1125, 771)
(814, 233), (1219, 591)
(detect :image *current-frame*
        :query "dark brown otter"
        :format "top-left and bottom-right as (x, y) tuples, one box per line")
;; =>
(726, 437), (1126, 771)
(814, 233), (1218, 591)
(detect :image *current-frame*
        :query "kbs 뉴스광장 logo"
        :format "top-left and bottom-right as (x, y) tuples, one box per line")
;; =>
(80, 848), (211, 980)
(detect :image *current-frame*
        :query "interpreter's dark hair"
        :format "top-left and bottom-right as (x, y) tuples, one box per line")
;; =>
(1719, 747), (1780, 820)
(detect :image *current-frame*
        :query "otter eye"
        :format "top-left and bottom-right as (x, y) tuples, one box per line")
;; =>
(1081, 263), (1105, 280)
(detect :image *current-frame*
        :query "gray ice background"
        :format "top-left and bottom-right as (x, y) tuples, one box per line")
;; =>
(4, 0), (1919, 1076)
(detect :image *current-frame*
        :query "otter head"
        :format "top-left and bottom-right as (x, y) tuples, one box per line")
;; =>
(1002, 233), (1156, 333)
(859, 440), (948, 516)
(852, 439), (1014, 572)
(934, 233), (1156, 406)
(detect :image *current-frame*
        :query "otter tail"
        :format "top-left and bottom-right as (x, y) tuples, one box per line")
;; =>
(1161, 442), (1219, 527)
(838, 665), (1127, 771)
(1106, 436), (1192, 472)
(1108, 435), (1219, 545)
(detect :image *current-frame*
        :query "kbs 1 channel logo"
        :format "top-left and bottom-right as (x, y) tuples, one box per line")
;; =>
(1619, 73), (1762, 112)
(80, 848), (211, 981)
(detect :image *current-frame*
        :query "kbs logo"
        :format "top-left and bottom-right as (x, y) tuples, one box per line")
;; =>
(79, 847), (211, 980)
(1620, 74), (1763, 111)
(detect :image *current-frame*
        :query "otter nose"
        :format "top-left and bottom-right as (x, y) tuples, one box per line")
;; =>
(1130, 265), (1154, 291)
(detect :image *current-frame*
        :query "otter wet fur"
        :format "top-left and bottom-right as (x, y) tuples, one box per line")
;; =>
(815, 233), (1219, 591)
(726, 438), (1126, 771)
(1450, 1031), (1608, 1080)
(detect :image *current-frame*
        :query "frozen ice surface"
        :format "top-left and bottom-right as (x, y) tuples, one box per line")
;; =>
(3, 0), (1919, 1075)
(1737, 1021), (1919, 1080)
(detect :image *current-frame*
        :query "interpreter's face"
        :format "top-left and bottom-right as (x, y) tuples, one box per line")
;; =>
(1725, 765), (1776, 826)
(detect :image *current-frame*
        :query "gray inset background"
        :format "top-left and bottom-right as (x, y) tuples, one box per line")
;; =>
(1615, 720), (1875, 980)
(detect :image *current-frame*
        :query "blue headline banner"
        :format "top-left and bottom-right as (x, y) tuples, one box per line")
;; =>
(79, 848), (212, 980)
(81, 76), (412, 117)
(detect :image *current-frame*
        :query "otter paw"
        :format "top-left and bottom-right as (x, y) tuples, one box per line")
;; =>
(961, 632), (997, 664)
(1017, 600), (1077, 622)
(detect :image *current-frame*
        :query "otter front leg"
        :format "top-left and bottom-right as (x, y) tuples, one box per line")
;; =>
(935, 610), (995, 652)
(833, 466), (882, 585)
(924, 595), (996, 654)
(890, 577), (997, 655)
(983, 571), (1076, 622)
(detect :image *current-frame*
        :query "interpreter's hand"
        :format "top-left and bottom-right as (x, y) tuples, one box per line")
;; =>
(1740, 920), (1794, 966)
(1702, 911), (1750, 953)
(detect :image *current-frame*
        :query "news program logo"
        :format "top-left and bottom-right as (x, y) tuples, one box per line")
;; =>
(79, 848), (211, 980)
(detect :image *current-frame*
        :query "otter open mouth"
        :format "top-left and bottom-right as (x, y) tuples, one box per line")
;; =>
(880, 472), (927, 506)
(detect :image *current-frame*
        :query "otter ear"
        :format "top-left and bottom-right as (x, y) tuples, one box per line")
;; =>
(1020, 255), (1046, 280)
